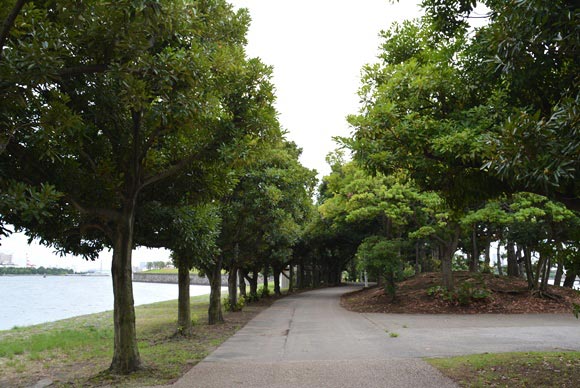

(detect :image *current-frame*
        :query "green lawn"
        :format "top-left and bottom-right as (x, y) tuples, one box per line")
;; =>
(0, 293), (270, 387)
(428, 351), (580, 387)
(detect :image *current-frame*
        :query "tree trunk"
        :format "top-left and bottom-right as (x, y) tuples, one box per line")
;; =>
(227, 266), (238, 311)
(296, 262), (302, 289)
(483, 239), (491, 273)
(247, 270), (258, 298)
(440, 226), (460, 291)
(414, 241), (421, 274)
(540, 254), (551, 292)
(176, 256), (192, 336)
(273, 265), (281, 296)
(238, 269), (247, 298)
(563, 269), (577, 288)
(207, 256), (223, 325)
(469, 226), (479, 272)
(263, 264), (269, 290)
(507, 242), (519, 277)
(496, 242), (503, 276)
(109, 206), (141, 374)
(554, 261), (564, 287)
(288, 265), (294, 292)
(523, 247), (535, 290)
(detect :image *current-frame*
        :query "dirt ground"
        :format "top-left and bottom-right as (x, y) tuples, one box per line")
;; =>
(341, 272), (580, 314)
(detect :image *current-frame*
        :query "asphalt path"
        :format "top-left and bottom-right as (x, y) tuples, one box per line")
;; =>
(168, 286), (580, 388)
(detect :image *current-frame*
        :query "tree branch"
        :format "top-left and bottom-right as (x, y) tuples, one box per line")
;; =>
(57, 64), (109, 77)
(141, 153), (199, 190)
(68, 196), (121, 222)
(139, 124), (169, 162)
(0, 0), (27, 61)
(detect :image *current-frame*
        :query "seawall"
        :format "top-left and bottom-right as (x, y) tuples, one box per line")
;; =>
(133, 272), (229, 285)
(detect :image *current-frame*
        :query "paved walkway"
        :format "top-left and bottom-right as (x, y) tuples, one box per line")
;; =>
(168, 287), (580, 388)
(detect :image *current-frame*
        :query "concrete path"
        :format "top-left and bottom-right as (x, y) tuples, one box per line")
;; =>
(168, 287), (580, 388)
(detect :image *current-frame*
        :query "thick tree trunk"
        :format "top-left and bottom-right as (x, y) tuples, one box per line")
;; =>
(238, 269), (247, 298)
(227, 266), (238, 311)
(248, 270), (258, 297)
(563, 269), (577, 288)
(207, 257), (223, 325)
(440, 226), (460, 291)
(263, 264), (269, 290)
(273, 265), (281, 296)
(507, 242), (519, 277)
(177, 256), (192, 336)
(109, 207), (141, 374)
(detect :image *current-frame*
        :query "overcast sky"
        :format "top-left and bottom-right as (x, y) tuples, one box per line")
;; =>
(1, 0), (422, 270)
(231, 0), (421, 177)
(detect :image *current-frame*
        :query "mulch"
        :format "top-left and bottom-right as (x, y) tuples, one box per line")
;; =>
(341, 271), (580, 314)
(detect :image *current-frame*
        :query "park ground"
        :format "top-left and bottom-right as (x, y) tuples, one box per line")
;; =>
(0, 273), (579, 387)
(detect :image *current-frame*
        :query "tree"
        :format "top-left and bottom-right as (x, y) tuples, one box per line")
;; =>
(171, 204), (222, 331)
(0, 0), (256, 374)
(422, 0), (580, 211)
(218, 139), (316, 304)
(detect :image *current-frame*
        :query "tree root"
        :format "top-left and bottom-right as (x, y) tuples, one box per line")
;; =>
(530, 289), (563, 300)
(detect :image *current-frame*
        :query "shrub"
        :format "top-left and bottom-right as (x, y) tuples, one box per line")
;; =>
(246, 292), (259, 303)
(222, 295), (245, 312)
(258, 285), (270, 298)
(427, 281), (490, 306)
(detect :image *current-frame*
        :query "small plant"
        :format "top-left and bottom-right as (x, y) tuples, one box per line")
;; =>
(402, 265), (416, 280)
(222, 295), (246, 312)
(246, 292), (260, 303)
(258, 285), (270, 298)
(389, 332), (399, 338)
(427, 282), (490, 306)
(402, 324), (408, 329)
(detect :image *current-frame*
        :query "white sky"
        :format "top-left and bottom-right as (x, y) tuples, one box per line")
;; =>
(1, 0), (423, 270)
(231, 0), (421, 177)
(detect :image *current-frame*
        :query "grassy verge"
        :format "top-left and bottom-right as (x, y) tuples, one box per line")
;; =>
(0, 294), (273, 387)
(427, 351), (580, 387)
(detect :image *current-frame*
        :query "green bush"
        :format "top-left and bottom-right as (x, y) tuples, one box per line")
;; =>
(402, 265), (416, 280)
(222, 295), (245, 312)
(427, 282), (490, 306)
(258, 285), (270, 298)
(245, 292), (259, 303)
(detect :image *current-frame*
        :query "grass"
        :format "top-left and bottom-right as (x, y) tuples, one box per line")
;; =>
(139, 268), (180, 274)
(0, 293), (272, 387)
(427, 351), (580, 387)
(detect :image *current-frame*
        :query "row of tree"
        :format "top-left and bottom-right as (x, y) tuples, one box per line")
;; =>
(0, 0), (315, 374)
(0, 266), (74, 275)
(294, 0), (579, 298)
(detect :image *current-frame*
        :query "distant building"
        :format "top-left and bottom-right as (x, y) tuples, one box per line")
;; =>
(0, 253), (14, 266)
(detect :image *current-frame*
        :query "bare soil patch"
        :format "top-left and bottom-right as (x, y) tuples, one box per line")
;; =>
(341, 272), (580, 314)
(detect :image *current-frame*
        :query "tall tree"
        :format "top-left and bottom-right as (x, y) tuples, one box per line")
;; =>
(422, 0), (580, 211)
(0, 0), (258, 373)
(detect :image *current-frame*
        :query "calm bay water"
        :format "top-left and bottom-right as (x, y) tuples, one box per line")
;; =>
(0, 275), (211, 330)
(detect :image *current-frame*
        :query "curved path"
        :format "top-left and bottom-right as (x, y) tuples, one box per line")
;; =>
(170, 286), (580, 388)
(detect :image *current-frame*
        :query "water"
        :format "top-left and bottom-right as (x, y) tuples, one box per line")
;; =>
(0, 275), (212, 330)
